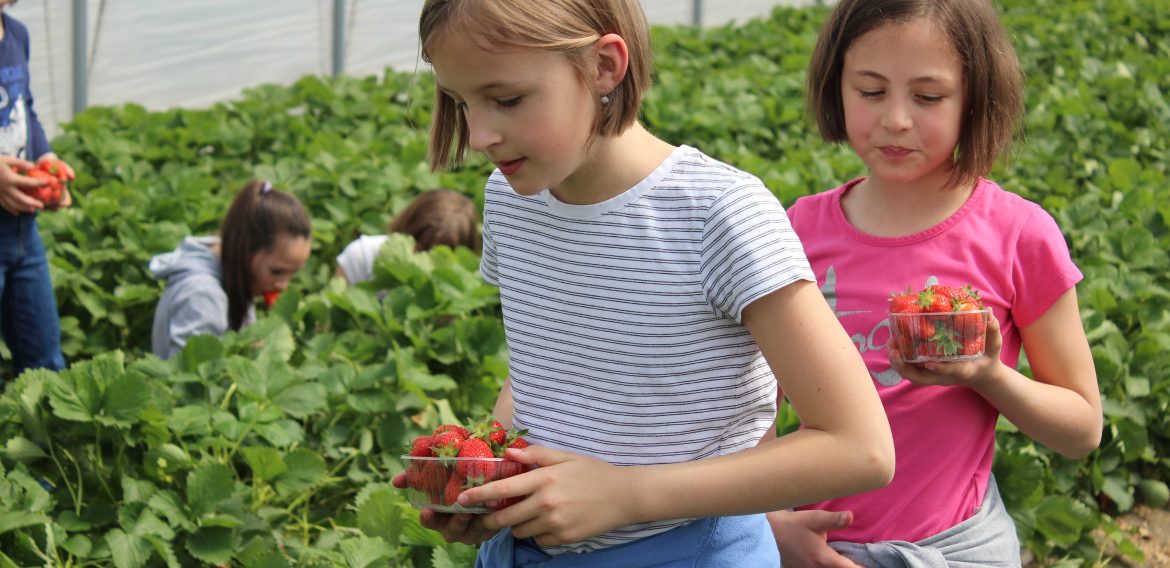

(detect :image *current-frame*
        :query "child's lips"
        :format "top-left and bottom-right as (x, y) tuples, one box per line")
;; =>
(496, 158), (525, 176)
(880, 146), (913, 159)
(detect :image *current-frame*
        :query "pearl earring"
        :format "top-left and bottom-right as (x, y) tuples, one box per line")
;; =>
(600, 94), (611, 105)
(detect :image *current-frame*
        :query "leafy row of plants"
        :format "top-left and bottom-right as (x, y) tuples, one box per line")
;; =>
(2, 238), (501, 566)
(0, 0), (1166, 565)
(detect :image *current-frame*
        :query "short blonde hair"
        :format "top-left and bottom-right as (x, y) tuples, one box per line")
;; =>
(419, 0), (653, 171)
(807, 0), (1024, 191)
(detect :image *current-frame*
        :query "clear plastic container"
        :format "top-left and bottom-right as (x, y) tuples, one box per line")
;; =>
(400, 456), (531, 513)
(889, 308), (990, 362)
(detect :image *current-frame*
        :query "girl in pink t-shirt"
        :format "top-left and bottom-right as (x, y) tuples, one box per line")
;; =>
(773, 0), (1103, 566)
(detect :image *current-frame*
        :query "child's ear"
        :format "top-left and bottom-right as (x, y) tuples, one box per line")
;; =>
(593, 33), (630, 94)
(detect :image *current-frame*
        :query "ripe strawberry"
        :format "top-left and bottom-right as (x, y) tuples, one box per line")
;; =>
(262, 290), (281, 307)
(456, 437), (496, 479)
(23, 169), (61, 206)
(960, 333), (985, 356)
(433, 423), (471, 439)
(408, 435), (435, 457)
(917, 285), (956, 313)
(38, 158), (75, 182)
(431, 430), (464, 457)
(471, 417), (507, 446)
(498, 431), (530, 456)
(419, 460), (449, 496)
(888, 290), (919, 314)
(443, 473), (465, 506)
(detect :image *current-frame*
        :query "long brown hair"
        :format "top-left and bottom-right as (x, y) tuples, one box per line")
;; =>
(806, 0), (1024, 191)
(219, 180), (311, 330)
(389, 189), (481, 254)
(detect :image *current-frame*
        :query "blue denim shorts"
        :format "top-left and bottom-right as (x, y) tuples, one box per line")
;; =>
(476, 514), (779, 568)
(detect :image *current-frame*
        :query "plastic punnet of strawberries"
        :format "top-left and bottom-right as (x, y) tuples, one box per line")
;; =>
(400, 416), (533, 513)
(888, 284), (990, 363)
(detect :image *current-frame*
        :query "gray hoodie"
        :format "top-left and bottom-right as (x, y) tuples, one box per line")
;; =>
(149, 236), (254, 360)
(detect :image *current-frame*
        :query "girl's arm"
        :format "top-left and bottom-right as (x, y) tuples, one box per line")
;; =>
(971, 289), (1101, 457)
(466, 280), (894, 546)
(492, 376), (514, 429)
(892, 288), (1101, 458)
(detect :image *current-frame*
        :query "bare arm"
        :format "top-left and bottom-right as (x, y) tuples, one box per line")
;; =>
(629, 280), (894, 518)
(468, 280), (894, 545)
(493, 376), (514, 429)
(970, 289), (1101, 457)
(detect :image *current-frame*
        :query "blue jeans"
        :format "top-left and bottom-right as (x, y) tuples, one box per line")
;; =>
(0, 211), (64, 378)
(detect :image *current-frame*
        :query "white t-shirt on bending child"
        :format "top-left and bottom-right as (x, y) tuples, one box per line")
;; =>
(336, 234), (389, 284)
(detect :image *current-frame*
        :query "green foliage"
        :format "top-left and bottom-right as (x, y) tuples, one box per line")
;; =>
(0, 245), (498, 566)
(0, 0), (1166, 564)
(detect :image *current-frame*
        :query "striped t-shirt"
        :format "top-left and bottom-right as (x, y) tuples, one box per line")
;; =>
(480, 145), (814, 554)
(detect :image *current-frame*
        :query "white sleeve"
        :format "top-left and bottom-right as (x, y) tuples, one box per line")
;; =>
(336, 235), (390, 284)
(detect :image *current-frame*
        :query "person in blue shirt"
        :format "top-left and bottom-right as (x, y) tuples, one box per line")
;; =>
(0, 0), (77, 379)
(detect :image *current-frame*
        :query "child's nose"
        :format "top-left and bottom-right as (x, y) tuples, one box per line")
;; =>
(881, 100), (913, 132)
(466, 110), (502, 152)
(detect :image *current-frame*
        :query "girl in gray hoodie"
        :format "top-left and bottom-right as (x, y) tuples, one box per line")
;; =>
(149, 180), (311, 359)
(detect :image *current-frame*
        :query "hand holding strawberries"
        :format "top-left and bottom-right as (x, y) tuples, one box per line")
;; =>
(887, 283), (1007, 388)
(0, 154), (76, 214)
(889, 303), (1007, 389)
(465, 445), (641, 547)
(0, 155), (48, 214)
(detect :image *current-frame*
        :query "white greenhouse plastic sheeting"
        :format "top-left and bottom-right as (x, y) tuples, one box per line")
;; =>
(8, 0), (817, 136)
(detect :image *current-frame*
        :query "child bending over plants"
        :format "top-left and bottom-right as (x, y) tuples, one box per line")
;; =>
(774, 0), (1102, 565)
(148, 180), (311, 360)
(335, 188), (480, 285)
(390, 0), (896, 565)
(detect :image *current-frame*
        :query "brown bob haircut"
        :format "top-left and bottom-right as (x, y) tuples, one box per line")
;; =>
(418, 0), (653, 171)
(806, 0), (1024, 191)
(219, 180), (312, 330)
(389, 188), (482, 254)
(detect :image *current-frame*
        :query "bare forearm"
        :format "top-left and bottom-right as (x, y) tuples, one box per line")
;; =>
(974, 364), (1101, 458)
(627, 426), (891, 523)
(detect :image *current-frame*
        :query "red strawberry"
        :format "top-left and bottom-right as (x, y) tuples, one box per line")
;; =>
(443, 473), (464, 506)
(22, 169), (61, 206)
(917, 285), (956, 313)
(431, 430), (464, 457)
(420, 460), (449, 497)
(888, 290), (919, 314)
(262, 290), (281, 307)
(960, 333), (985, 356)
(472, 417), (507, 446)
(500, 432), (530, 456)
(456, 437), (497, 479)
(433, 423), (471, 439)
(37, 158), (75, 181)
(408, 435), (435, 457)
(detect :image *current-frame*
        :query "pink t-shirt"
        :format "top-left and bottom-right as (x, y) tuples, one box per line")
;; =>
(786, 178), (1082, 543)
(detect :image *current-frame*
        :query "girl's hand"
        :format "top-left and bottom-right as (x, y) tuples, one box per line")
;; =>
(0, 155), (46, 215)
(768, 509), (861, 568)
(888, 313), (1005, 388)
(460, 446), (638, 547)
(390, 471), (499, 544)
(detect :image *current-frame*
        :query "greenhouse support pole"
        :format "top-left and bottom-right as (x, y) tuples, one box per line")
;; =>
(72, 0), (87, 114)
(692, 0), (702, 26)
(332, 0), (345, 76)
